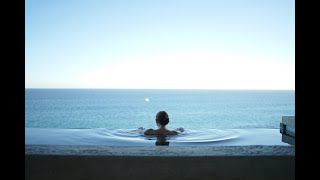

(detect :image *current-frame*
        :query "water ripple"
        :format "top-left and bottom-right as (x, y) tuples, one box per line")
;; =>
(92, 128), (239, 143)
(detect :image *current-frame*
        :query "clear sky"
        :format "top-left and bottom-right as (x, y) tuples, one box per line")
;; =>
(26, 0), (295, 89)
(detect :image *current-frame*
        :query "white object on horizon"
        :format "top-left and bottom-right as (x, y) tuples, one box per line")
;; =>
(145, 98), (150, 102)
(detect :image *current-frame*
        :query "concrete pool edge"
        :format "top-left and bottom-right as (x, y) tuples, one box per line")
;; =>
(26, 145), (295, 180)
(25, 144), (295, 156)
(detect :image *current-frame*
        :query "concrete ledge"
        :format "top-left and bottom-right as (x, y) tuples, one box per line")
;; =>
(281, 116), (295, 145)
(26, 145), (295, 156)
(25, 145), (294, 180)
(282, 134), (295, 145)
(282, 116), (295, 126)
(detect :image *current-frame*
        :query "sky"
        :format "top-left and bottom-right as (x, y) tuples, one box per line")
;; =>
(25, 0), (295, 90)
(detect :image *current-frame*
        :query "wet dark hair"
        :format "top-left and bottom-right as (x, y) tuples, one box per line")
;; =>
(156, 111), (169, 126)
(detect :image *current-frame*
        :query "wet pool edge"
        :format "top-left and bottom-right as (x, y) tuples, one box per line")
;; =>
(25, 144), (294, 156)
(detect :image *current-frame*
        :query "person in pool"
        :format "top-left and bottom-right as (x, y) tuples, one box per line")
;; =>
(144, 111), (182, 135)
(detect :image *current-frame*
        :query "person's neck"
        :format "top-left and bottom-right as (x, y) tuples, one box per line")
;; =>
(158, 125), (167, 130)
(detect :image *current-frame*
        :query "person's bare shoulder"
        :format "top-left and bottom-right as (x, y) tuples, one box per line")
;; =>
(171, 130), (178, 135)
(144, 129), (155, 135)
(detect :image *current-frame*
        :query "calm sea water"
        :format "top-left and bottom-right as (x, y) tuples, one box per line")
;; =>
(25, 89), (295, 130)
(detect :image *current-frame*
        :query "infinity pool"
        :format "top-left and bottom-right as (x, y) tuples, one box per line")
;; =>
(25, 128), (288, 146)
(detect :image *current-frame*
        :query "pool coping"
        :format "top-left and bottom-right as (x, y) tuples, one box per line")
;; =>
(25, 145), (295, 156)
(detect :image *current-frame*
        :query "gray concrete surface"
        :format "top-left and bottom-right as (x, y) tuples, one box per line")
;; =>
(25, 145), (295, 180)
(281, 116), (295, 145)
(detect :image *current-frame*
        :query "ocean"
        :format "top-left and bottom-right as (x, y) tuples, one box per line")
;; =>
(25, 89), (294, 130)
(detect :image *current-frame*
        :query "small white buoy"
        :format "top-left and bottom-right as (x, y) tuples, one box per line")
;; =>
(145, 98), (150, 102)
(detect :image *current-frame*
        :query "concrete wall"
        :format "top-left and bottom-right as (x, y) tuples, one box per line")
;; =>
(281, 116), (295, 145)
(25, 145), (295, 180)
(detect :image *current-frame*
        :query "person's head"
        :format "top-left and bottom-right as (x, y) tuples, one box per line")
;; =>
(155, 111), (169, 127)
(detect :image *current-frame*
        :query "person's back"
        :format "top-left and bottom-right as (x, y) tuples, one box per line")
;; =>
(144, 128), (177, 135)
(144, 111), (178, 135)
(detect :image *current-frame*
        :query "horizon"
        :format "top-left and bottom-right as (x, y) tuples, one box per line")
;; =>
(25, 87), (294, 91)
(26, 0), (295, 90)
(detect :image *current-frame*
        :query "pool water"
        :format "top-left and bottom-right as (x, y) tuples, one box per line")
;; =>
(25, 128), (288, 146)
